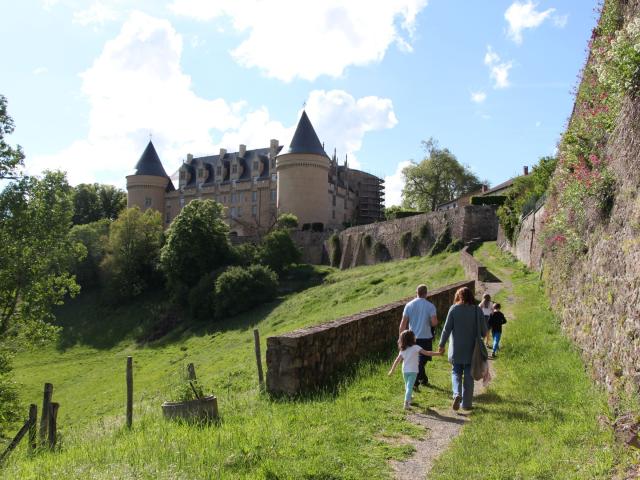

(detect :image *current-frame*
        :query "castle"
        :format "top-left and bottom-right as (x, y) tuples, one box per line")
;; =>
(126, 111), (384, 235)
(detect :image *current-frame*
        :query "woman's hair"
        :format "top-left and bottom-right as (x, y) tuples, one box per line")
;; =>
(493, 303), (501, 310)
(481, 293), (491, 307)
(454, 287), (475, 305)
(398, 329), (416, 351)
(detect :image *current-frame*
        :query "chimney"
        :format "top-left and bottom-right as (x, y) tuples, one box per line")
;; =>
(482, 184), (488, 193)
(219, 148), (227, 158)
(270, 139), (279, 158)
(524, 165), (529, 176)
(187, 153), (193, 163)
(239, 144), (246, 158)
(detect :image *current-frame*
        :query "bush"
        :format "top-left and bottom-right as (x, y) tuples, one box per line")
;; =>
(470, 195), (506, 206)
(363, 234), (372, 249)
(215, 265), (278, 318)
(68, 219), (110, 289)
(274, 213), (298, 230)
(429, 226), (451, 256)
(384, 206), (424, 220)
(445, 238), (464, 253)
(258, 230), (301, 273)
(329, 234), (341, 267)
(188, 274), (217, 321)
(400, 231), (412, 250)
(0, 351), (20, 436)
(233, 242), (260, 266)
(419, 223), (430, 239)
(410, 236), (422, 256)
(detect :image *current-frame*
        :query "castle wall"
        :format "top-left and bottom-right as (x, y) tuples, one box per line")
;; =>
(497, 205), (545, 271)
(126, 175), (169, 216)
(266, 280), (475, 395)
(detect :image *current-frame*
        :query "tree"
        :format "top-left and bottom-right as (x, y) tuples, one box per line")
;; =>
(72, 183), (126, 225)
(101, 207), (163, 301)
(401, 139), (484, 211)
(0, 95), (24, 180)
(0, 171), (81, 341)
(160, 200), (233, 296)
(68, 219), (110, 288)
(258, 229), (301, 274)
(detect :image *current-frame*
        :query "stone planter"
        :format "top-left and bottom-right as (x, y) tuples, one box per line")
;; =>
(161, 395), (218, 422)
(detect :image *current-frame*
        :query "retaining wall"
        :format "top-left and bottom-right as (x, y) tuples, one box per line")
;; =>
(460, 246), (489, 282)
(497, 205), (545, 271)
(266, 280), (475, 395)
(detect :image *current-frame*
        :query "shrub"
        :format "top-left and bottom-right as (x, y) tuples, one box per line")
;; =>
(400, 231), (412, 250)
(160, 200), (233, 296)
(363, 234), (372, 249)
(329, 234), (341, 267)
(445, 238), (464, 253)
(429, 226), (451, 256)
(215, 265), (278, 318)
(188, 274), (217, 321)
(419, 223), (430, 239)
(233, 242), (260, 266)
(258, 229), (301, 273)
(470, 195), (506, 206)
(384, 206), (423, 220)
(0, 351), (20, 436)
(410, 236), (422, 256)
(274, 213), (298, 230)
(68, 219), (110, 289)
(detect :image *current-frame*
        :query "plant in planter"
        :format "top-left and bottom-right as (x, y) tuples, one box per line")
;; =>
(162, 365), (218, 423)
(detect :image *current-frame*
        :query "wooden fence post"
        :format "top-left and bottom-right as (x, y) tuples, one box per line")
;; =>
(39, 383), (53, 445)
(48, 403), (59, 450)
(253, 329), (264, 389)
(187, 363), (196, 381)
(28, 404), (37, 452)
(126, 356), (133, 429)
(0, 419), (32, 465)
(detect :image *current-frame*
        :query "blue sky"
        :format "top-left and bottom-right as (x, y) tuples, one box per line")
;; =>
(2, 0), (599, 206)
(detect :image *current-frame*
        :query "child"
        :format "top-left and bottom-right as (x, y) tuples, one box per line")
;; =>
(479, 293), (493, 347)
(488, 303), (507, 358)
(388, 329), (441, 409)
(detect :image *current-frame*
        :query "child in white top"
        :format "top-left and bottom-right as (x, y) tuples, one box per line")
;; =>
(388, 329), (441, 409)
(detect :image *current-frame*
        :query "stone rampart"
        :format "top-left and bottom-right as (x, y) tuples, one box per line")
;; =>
(460, 246), (489, 282)
(497, 205), (545, 271)
(266, 280), (475, 395)
(328, 205), (498, 269)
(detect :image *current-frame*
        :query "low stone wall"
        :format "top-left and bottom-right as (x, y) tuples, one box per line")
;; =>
(290, 230), (333, 265)
(460, 246), (489, 282)
(328, 205), (498, 269)
(266, 280), (475, 395)
(497, 205), (545, 271)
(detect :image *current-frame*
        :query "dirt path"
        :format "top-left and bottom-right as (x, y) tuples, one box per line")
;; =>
(390, 280), (504, 480)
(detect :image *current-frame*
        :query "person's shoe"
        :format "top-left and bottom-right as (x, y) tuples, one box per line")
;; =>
(413, 384), (420, 392)
(452, 395), (462, 411)
(404, 401), (411, 410)
(491, 351), (497, 358)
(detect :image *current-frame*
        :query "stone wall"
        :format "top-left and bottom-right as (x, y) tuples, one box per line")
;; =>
(329, 205), (498, 269)
(460, 246), (489, 283)
(290, 231), (332, 265)
(497, 205), (545, 271)
(266, 280), (475, 395)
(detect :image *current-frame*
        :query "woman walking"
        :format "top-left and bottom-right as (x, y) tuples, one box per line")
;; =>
(479, 293), (493, 348)
(438, 287), (487, 411)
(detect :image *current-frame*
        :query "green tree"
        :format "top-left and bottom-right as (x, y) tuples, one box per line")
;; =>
(0, 171), (81, 341)
(160, 200), (233, 297)
(401, 139), (483, 211)
(0, 95), (24, 180)
(101, 207), (163, 301)
(72, 183), (126, 225)
(68, 219), (110, 288)
(258, 229), (301, 274)
(274, 213), (298, 230)
(215, 265), (278, 318)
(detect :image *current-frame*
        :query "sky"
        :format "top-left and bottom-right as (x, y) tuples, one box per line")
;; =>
(2, 0), (600, 207)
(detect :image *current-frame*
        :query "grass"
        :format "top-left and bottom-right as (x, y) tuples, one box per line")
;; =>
(429, 243), (639, 479)
(2, 245), (636, 478)
(1, 253), (464, 479)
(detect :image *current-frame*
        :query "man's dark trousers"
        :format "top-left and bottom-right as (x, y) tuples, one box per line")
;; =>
(416, 337), (432, 386)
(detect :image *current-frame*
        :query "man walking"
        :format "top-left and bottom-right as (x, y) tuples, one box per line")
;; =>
(399, 284), (437, 388)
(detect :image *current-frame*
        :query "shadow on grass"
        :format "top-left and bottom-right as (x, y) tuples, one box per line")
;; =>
(420, 407), (467, 425)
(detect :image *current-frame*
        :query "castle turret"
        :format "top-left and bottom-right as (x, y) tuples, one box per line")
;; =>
(126, 140), (173, 215)
(276, 111), (330, 227)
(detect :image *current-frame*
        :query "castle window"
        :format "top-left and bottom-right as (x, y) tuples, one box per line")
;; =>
(332, 196), (336, 206)
(165, 212), (170, 223)
(344, 198), (347, 208)
(144, 197), (152, 207)
(252, 205), (257, 217)
(197, 168), (204, 178)
(180, 171), (186, 180)
(217, 166), (222, 176)
(231, 193), (237, 204)
(237, 207), (242, 217)
(231, 207), (237, 218)
(252, 191), (257, 203)
(270, 190), (276, 202)
(253, 161), (259, 171)
(179, 197), (185, 208)
(232, 164), (237, 174)
(332, 210), (335, 219)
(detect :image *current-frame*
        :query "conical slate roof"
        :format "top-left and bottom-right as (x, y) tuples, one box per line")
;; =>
(285, 111), (328, 157)
(134, 141), (169, 177)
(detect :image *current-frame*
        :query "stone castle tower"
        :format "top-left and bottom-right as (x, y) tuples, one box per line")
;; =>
(276, 111), (331, 227)
(125, 140), (174, 213)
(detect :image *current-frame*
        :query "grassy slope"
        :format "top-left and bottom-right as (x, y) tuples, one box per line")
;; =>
(429, 243), (637, 480)
(2, 253), (464, 479)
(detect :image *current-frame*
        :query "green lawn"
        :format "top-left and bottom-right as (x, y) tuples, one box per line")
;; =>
(1, 253), (463, 479)
(2, 245), (636, 479)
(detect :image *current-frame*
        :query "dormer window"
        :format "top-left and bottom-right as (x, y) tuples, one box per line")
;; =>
(253, 161), (259, 171)
(232, 164), (237, 174)
(217, 166), (222, 176)
(197, 168), (204, 178)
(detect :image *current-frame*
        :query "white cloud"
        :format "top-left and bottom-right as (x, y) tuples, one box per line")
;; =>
(504, 1), (555, 44)
(553, 14), (568, 28)
(169, 0), (429, 82)
(33, 66), (48, 75)
(30, 12), (397, 186)
(470, 91), (486, 103)
(384, 160), (412, 208)
(484, 46), (512, 89)
(73, 2), (119, 27)
(303, 90), (398, 168)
